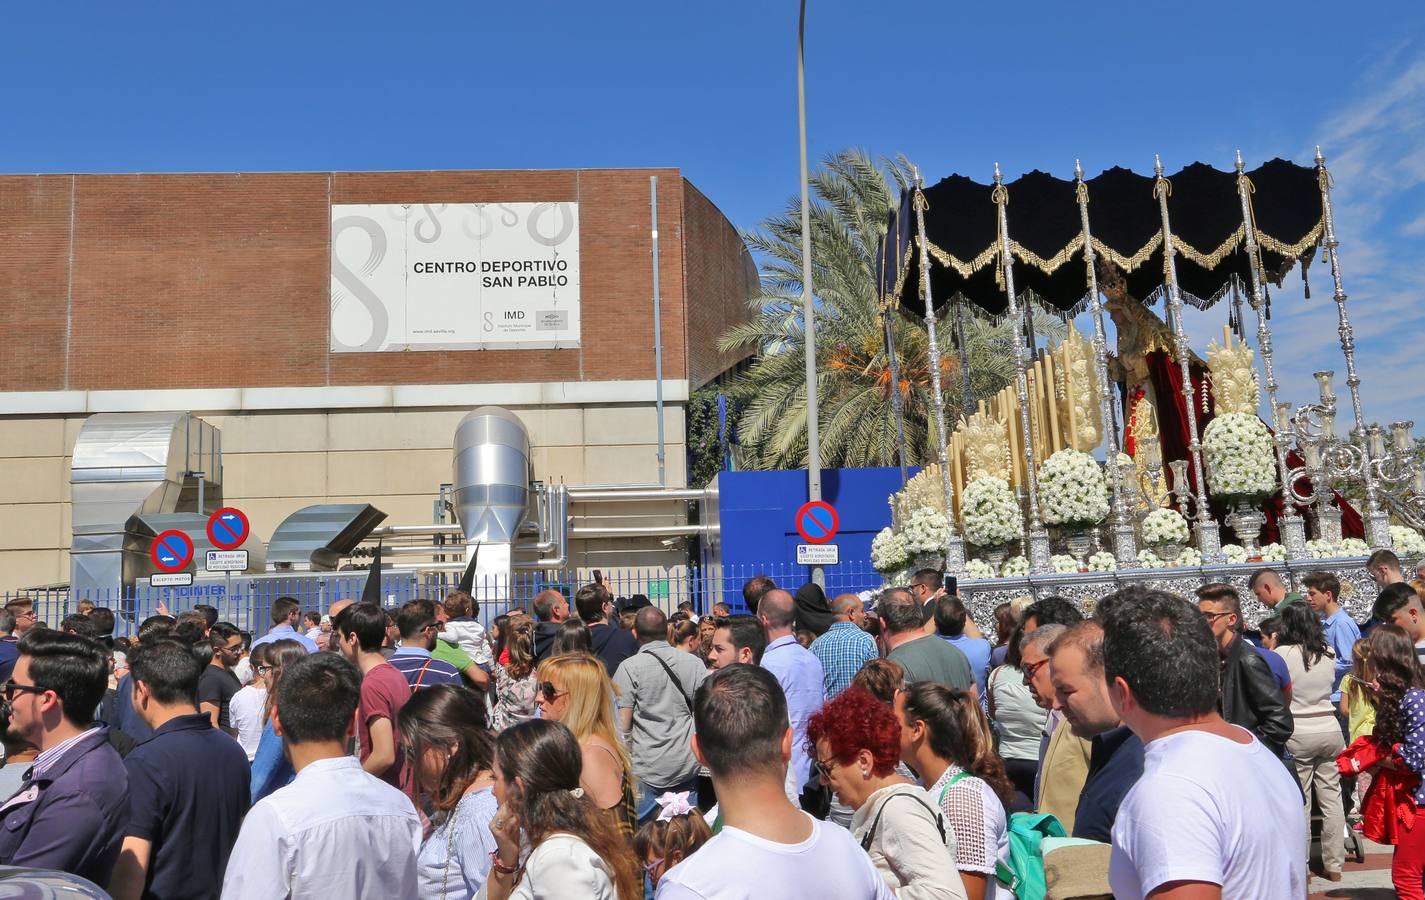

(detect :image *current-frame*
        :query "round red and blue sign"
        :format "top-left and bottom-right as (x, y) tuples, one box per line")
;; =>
(794, 500), (840, 545)
(150, 530), (194, 572)
(206, 507), (250, 550)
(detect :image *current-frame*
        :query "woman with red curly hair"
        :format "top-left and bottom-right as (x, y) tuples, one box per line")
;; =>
(806, 688), (967, 900)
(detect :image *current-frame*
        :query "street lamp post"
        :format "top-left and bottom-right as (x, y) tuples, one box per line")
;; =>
(797, 0), (824, 587)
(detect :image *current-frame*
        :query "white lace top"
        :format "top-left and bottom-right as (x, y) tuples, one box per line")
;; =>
(924, 764), (1015, 899)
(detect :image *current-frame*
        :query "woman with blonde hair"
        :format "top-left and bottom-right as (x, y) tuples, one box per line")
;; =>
(535, 653), (637, 839)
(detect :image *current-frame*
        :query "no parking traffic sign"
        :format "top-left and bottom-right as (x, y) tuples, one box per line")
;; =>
(207, 507), (250, 550)
(794, 500), (839, 545)
(151, 530), (194, 572)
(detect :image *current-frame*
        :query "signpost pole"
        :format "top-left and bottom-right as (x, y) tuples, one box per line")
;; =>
(797, 0), (824, 588)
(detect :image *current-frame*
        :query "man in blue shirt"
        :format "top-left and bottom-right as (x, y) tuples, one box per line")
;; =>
(249, 597), (319, 653)
(933, 594), (992, 697)
(1047, 620), (1145, 842)
(808, 594), (877, 699)
(108, 638), (249, 900)
(757, 589), (825, 798)
(1304, 571), (1360, 704)
(388, 599), (462, 691)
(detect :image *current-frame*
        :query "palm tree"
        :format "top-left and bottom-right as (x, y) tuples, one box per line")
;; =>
(720, 149), (1062, 470)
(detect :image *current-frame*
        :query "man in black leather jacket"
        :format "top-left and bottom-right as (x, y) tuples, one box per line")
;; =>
(1197, 583), (1294, 758)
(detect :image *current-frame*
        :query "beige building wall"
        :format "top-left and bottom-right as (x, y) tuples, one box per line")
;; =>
(0, 392), (689, 592)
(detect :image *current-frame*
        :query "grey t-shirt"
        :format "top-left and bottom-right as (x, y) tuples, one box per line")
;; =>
(613, 641), (710, 790)
(888, 634), (975, 693)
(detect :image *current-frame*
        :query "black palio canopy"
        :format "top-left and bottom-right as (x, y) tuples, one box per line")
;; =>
(879, 158), (1323, 318)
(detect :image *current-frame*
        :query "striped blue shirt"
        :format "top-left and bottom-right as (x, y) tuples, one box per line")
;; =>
(809, 621), (879, 699)
(389, 646), (462, 691)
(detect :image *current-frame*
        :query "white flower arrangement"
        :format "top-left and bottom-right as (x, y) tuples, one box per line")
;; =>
(1088, 551), (1117, 572)
(1393, 526), (1425, 558)
(871, 527), (911, 574)
(1305, 538), (1340, 559)
(1000, 555), (1030, 577)
(1135, 547), (1204, 569)
(963, 559), (997, 580)
(1039, 449), (1110, 528)
(961, 476), (1022, 548)
(1141, 508), (1190, 546)
(1339, 537), (1370, 557)
(1202, 412), (1276, 500)
(1051, 554), (1081, 573)
(902, 507), (952, 555)
(1221, 544), (1248, 564)
(1260, 543), (1288, 562)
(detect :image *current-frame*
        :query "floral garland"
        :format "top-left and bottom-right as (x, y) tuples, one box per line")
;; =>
(1141, 508), (1190, 546)
(1000, 555), (1030, 577)
(1201, 412), (1276, 500)
(1135, 547), (1204, 569)
(1304, 537), (1371, 559)
(961, 477), (1022, 548)
(902, 507), (952, 555)
(1039, 449), (1110, 529)
(871, 527), (911, 574)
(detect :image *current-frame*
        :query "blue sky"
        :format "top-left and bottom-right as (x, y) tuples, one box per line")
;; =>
(4, 1), (1424, 425)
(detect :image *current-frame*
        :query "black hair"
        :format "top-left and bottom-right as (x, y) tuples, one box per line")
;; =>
(741, 575), (776, 615)
(337, 602), (388, 653)
(87, 607), (116, 638)
(693, 664), (788, 777)
(275, 653), (361, 745)
(933, 594), (969, 637)
(396, 599), (437, 641)
(1277, 601), (1332, 670)
(137, 615), (176, 641)
(1247, 568), (1282, 591)
(209, 621), (243, 649)
(551, 620), (593, 655)
(193, 604), (219, 629)
(574, 584), (610, 622)
(1023, 596), (1083, 630)
(1100, 588), (1219, 719)
(1375, 582), (1421, 622)
(1258, 616), (1283, 640)
(270, 596), (300, 627)
(17, 630), (109, 728)
(1301, 571), (1341, 601)
(60, 614), (98, 641)
(715, 614), (767, 664)
(1196, 583), (1243, 634)
(397, 684), (495, 811)
(128, 638), (203, 706)
(910, 569), (943, 591)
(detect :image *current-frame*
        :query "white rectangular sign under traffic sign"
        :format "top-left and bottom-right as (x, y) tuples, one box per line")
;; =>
(796, 544), (840, 565)
(205, 550), (249, 572)
(150, 572), (194, 587)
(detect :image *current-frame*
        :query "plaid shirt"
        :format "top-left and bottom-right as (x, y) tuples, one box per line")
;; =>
(809, 621), (879, 699)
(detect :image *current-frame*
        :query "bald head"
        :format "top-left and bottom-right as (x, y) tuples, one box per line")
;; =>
(758, 589), (796, 634)
(634, 605), (668, 644)
(831, 594), (862, 618)
(328, 598), (355, 622)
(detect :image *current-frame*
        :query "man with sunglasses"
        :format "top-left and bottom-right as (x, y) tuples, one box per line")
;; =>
(1196, 583), (1293, 760)
(388, 600), (462, 692)
(1022, 623), (1091, 836)
(0, 630), (128, 885)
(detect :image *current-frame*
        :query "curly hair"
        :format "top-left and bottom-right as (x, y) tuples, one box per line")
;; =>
(1363, 624), (1425, 747)
(804, 687), (901, 777)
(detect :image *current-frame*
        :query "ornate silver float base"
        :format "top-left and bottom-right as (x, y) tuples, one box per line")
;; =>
(1196, 520), (1223, 563)
(943, 536), (966, 576)
(1368, 510), (1393, 551)
(1280, 515), (1308, 560)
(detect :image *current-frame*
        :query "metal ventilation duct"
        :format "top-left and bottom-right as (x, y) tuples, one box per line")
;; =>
(452, 407), (532, 544)
(267, 504), (388, 571)
(69, 412), (222, 596)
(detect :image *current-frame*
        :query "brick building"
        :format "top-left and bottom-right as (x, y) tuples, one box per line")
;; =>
(0, 168), (756, 589)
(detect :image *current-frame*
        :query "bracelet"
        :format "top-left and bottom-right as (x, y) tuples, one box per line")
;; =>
(488, 850), (519, 876)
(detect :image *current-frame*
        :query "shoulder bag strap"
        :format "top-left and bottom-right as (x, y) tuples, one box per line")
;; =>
(860, 791), (947, 851)
(645, 649), (694, 713)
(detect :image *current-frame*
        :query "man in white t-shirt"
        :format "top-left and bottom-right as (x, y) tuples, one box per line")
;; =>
(1099, 587), (1306, 900)
(655, 664), (892, 900)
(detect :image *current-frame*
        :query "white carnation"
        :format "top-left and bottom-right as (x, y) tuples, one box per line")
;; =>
(902, 507), (953, 554)
(963, 559), (997, 580)
(1051, 554), (1080, 573)
(1000, 555), (1030, 577)
(871, 527), (911, 574)
(1202, 412), (1276, 499)
(1142, 508), (1191, 546)
(1393, 526), (1425, 558)
(1222, 543), (1248, 564)
(1039, 449), (1110, 528)
(1260, 543), (1288, 562)
(1339, 537), (1369, 557)
(1088, 550), (1117, 571)
(961, 477), (1022, 548)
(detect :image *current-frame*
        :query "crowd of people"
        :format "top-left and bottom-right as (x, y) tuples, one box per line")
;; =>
(3, 549), (1425, 897)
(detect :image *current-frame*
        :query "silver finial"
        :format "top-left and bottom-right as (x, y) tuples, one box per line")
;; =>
(911, 163), (922, 187)
(1234, 149), (1244, 172)
(1315, 145), (1325, 165)
(993, 161), (1002, 184)
(1154, 154), (1164, 176)
(1074, 159), (1083, 179)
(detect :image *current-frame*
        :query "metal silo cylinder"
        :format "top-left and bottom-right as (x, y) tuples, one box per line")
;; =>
(452, 407), (532, 545)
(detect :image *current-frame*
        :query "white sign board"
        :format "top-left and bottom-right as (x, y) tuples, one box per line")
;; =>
(796, 544), (840, 565)
(150, 572), (194, 587)
(330, 202), (580, 351)
(205, 550), (249, 573)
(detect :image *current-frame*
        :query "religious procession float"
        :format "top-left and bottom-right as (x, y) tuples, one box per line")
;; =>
(867, 151), (1425, 622)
